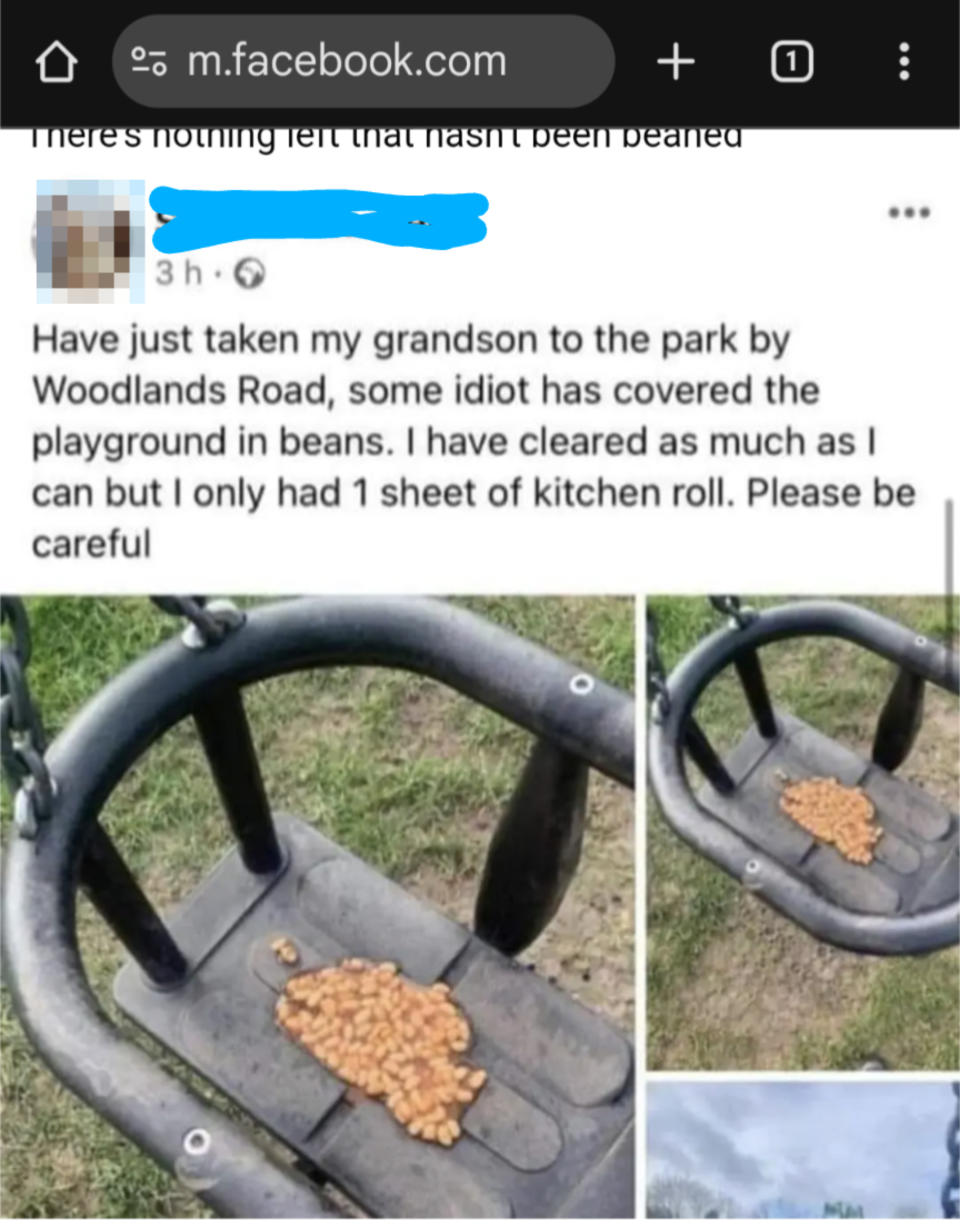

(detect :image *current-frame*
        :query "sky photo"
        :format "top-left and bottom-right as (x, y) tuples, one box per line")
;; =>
(647, 1081), (957, 1218)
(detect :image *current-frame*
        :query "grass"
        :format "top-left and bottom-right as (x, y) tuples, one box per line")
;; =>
(647, 595), (960, 1072)
(1, 595), (634, 1218)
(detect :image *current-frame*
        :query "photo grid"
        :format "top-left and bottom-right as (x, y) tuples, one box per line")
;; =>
(3, 593), (957, 1216)
(643, 595), (960, 1219)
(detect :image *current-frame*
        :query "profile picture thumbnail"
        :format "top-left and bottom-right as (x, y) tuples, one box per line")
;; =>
(36, 179), (145, 303)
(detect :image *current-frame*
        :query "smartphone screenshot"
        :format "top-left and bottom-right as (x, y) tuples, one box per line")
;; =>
(1, 3), (957, 1221)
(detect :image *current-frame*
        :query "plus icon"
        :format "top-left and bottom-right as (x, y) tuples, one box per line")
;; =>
(656, 42), (696, 80)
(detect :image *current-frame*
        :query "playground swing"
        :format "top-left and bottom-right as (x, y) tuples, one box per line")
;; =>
(648, 597), (959, 956)
(2, 596), (635, 1218)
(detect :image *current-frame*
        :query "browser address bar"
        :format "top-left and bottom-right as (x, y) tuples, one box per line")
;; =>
(113, 15), (615, 108)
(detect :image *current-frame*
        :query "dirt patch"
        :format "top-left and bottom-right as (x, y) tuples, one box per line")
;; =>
(406, 775), (635, 1031)
(895, 684), (959, 808)
(20, 1145), (98, 1219)
(657, 892), (880, 1069)
(393, 686), (468, 761)
(253, 669), (379, 758)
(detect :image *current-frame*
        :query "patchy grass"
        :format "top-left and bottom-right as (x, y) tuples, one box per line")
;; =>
(1, 596), (634, 1217)
(647, 595), (960, 1072)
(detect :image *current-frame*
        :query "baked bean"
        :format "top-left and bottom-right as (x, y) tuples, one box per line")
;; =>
(275, 956), (486, 1146)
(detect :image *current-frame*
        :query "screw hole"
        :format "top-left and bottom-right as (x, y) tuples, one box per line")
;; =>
(183, 1128), (211, 1156)
(569, 673), (595, 696)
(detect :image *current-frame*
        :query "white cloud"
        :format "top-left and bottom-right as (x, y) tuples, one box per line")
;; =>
(647, 1082), (953, 1217)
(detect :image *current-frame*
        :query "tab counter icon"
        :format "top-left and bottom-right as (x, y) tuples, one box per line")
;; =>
(35, 41), (77, 84)
(771, 39), (814, 83)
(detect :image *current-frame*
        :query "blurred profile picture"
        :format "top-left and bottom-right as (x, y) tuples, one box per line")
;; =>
(36, 179), (145, 303)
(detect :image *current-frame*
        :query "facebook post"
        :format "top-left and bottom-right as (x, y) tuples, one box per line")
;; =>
(1, 3), (958, 1221)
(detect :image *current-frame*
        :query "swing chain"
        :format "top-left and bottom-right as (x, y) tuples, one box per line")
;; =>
(1, 597), (55, 836)
(944, 1082), (959, 1219)
(151, 596), (245, 648)
(709, 595), (758, 628)
(646, 609), (671, 720)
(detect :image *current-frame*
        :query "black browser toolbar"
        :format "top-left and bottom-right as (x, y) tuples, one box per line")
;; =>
(3, 2), (959, 129)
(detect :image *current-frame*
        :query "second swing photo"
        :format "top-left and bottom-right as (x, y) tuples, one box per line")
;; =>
(646, 594), (959, 1073)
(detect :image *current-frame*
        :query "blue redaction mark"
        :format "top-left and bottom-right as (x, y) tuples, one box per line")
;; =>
(150, 187), (488, 252)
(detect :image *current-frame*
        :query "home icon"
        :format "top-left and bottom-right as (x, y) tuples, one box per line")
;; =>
(35, 41), (78, 84)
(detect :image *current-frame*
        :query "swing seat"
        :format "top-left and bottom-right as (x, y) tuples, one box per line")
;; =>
(649, 600), (960, 955)
(697, 710), (958, 919)
(4, 598), (635, 1217)
(114, 813), (634, 1219)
